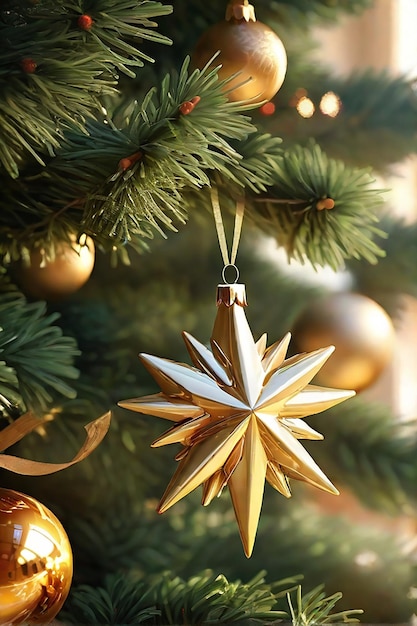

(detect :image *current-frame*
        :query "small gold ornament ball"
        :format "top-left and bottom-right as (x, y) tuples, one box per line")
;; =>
(192, 5), (287, 104)
(0, 488), (73, 625)
(14, 233), (95, 301)
(291, 293), (396, 392)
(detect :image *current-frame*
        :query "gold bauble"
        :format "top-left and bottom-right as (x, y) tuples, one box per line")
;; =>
(192, 1), (287, 104)
(14, 233), (95, 300)
(0, 488), (73, 624)
(291, 293), (396, 392)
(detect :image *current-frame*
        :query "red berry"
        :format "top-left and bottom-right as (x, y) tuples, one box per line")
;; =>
(259, 102), (275, 116)
(20, 58), (37, 73)
(78, 14), (94, 30)
(118, 151), (142, 171)
(118, 157), (133, 171)
(179, 96), (200, 115)
(317, 198), (335, 211)
(179, 101), (194, 115)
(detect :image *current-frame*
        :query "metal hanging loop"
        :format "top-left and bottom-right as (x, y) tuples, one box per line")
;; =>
(222, 263), (240, 284)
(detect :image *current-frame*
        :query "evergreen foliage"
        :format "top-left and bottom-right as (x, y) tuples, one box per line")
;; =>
(0, 0), (172, 177)
(287, 584), (362, 626)
(252, 142), (386, 268)
(61, 570), (362, 625)
(0, 292), (79, 414)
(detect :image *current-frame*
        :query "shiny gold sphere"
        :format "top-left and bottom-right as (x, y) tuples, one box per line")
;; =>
(14, 233), (95, 301)
(291, 293), (396, 392)
(192, 19), (287, 104)
(0, 488), (73, 624)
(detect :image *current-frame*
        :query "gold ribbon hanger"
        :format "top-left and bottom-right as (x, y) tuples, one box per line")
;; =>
(210, 186), (245, 284)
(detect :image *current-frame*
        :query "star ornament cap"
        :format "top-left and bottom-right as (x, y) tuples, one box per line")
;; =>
(119, 284), (355, 557)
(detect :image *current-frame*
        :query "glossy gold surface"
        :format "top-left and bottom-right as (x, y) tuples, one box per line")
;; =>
(0, 488), (73, 624)
(192, 19), (287, 104)
(119, 284), (355, 557)
(292, 292), (396, 391)
(14, 233), (95, 300)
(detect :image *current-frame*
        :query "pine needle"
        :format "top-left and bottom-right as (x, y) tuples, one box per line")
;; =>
(0, 293), (80, 413)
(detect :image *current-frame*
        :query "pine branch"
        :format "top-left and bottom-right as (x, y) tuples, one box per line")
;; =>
(0, 292), (80, 414)
(61, 570), (292, 624)
(1, 56), (388, 271)
(0, 0), (172, 177)
(61, 575), (160, 624)
(0, 360), (20, 416)
(0, 57), (254, 257)
(55, 125), (388, 270)
(149, 570), (288, 625)
(66, 0), (173, 73)
(0, 0), (389, 271)
(246, 142), (386, 269)
(309, 396), (417, 515)
(287, 584), (362, 625)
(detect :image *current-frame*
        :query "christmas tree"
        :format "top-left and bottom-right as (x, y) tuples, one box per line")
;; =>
(1, 0), (417, 623)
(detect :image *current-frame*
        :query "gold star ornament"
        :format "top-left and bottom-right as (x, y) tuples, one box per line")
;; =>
(119, 284), (355, 556)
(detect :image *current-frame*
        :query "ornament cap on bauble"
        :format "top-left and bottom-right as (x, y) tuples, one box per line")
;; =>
(225, 0), (256, 22)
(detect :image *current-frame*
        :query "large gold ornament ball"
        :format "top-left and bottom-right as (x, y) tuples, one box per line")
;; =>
(291, 293), (396, 392)
(14, 233), (95, 300)
(192, 18), (287, 104)
(0, 488), (73, 624)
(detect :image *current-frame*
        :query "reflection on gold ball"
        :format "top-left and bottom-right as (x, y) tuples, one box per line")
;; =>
(0, 488), (73, 624)
(192, 19), (287, 104)
(14, 234), (95, 301)
(291, 293), (396, 392)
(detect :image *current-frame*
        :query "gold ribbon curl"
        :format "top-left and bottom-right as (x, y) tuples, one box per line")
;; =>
(0, 411), (111, 475)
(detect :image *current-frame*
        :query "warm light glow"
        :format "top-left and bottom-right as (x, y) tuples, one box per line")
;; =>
(354, 550), (379, 568)
(46, 554), (65, 572)
(408, 587), (417, 600)
(17, 548), (36, 564)
(320, 91), (341, 117)
(296, 96), (315, 118)
(290, 87), (308, 106)
(24, 527), (55, 558)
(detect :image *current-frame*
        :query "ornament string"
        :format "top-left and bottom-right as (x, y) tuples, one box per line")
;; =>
(210, 186), (245, 283)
